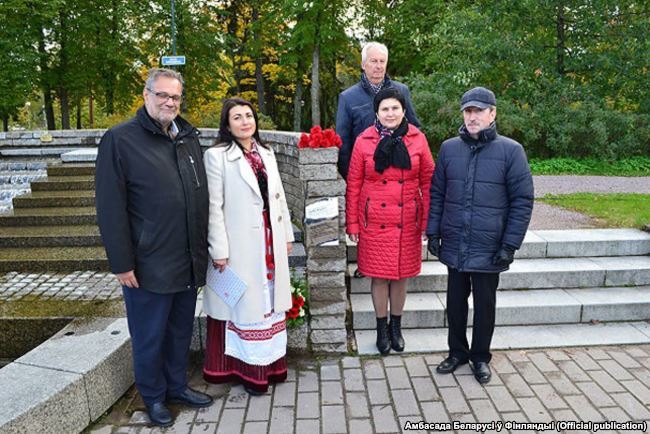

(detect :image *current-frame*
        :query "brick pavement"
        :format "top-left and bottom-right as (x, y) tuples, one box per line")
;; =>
(91, 345), (650, 433)
(0, 271), (121, 301)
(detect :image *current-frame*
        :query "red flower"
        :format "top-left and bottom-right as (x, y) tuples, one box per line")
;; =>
(310, 125), (322, 135)
(298, 127), (343, 149)
(298, 133), (309, 149)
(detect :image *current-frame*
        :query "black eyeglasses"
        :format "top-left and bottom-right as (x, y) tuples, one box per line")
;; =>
(146, 88), (182, 103)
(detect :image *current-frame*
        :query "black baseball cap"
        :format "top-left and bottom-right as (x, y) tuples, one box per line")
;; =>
(460, 87), (496, 111)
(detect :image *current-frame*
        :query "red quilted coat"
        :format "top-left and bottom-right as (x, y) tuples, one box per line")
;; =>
(346, 124), (435, 280)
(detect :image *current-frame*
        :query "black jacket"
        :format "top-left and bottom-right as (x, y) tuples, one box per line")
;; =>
(95, 107), (209, 293)
(426, 122), (534, 273)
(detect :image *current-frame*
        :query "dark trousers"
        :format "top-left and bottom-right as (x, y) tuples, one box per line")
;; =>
(122, 286), (197, 405)
(446, 267), (500, 363)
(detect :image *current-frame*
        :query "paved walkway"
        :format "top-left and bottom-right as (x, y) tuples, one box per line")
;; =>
(90, 345), (650, 433)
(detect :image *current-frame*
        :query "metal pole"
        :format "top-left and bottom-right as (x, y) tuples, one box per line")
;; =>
(171, 0), (176, 56)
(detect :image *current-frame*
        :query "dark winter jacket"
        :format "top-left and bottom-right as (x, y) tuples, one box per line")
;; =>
(426, 122), (534, 273)
(95, 107), (209, 293)
(336, 77), (420, 179)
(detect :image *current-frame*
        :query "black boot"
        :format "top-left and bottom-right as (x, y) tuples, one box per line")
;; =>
(376, 317), (390, 355)
(389, 314), (405, 352)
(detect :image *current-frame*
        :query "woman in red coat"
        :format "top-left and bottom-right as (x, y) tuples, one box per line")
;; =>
(346, 87), (435, 355)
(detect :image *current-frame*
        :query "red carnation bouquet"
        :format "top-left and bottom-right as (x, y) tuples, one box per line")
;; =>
(286, 275), (308, 328)
(297, 126), (342, 149)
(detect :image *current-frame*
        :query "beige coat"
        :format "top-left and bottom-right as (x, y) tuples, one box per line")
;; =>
(202, 143), (294, 324)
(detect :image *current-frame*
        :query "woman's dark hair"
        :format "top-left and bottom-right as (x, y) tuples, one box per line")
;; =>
(216, 97), (268, 149)
(373, 87), (406, 114)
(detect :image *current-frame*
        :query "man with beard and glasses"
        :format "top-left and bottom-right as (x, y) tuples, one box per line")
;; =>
(336, 41), (420, 180)
(426, 87), (534, 384)
(96, 68), (213, 427)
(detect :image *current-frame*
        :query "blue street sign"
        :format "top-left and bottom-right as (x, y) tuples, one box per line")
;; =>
(162, 55), (186, 66)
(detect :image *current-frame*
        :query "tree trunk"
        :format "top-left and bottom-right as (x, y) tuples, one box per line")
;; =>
(556, 3), (566, 76)
(76, 102), (82, 129)
(60, 89), (70, 129)
(293, 77), (303, 131)
(252, 6), (266, 115)
(2, 115), (8, 132)
(37, 25), (56, 130)
(44, 89), (55, 130)
(311, 42), (320, 126)
(89, 93), (94, 128)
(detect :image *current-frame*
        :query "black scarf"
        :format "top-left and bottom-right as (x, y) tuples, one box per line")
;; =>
(373, 117), (411, 174)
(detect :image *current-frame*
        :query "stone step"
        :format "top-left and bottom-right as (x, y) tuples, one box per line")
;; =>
(0, 225), (101, 247)
(351, 286), (650, 329)
(47, 164), (95, 177)
(0, 207), (97, 226)
(349, 256), (650, 293)
(355, 321), (650, 355)
(0, 170), (47, 184)
(347, 229), (650, 261)
(12, 190), (95, 208)
(30, 176), (95, 191)
(0, 246), (109, 272)
(0, 161), (48, 171)
(0, 147), (80, 157)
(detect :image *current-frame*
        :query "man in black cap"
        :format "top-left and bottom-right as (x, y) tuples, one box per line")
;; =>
(425, 86), (534, 384)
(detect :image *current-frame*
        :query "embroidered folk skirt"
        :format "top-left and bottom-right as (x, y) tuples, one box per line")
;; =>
(203, 211), (288, 393)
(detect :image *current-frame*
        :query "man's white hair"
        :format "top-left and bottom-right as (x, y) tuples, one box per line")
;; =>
(361, 42), (388, 66)
(144, 68), (184, 91)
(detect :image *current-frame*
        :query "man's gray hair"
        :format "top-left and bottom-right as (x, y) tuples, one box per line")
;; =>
(144, 68), (184, 91)
(361, 42), (388, 66)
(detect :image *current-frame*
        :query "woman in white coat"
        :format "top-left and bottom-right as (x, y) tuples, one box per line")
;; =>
(202, 98), (294, 395)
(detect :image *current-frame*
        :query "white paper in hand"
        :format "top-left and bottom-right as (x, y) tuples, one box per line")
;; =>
(205, 265), (247, 308)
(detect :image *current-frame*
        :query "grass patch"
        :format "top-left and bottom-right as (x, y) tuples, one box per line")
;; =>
(0, 299), (124, 317)
(530, 157), (650, 176)
(539, 193), (650, 228)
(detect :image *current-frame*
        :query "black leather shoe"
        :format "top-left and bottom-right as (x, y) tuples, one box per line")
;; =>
(471, 361), (492, 384)
(244, 385), (266, 396)
(389, 314), (405, 352)
(376, 317), (390, 355)
(167, 387), (213, 408)
(436, 356), (468, 374)
(146, 402), (173, 427)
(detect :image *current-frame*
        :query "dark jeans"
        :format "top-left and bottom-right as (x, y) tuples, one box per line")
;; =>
(446, 267), (500, 363)
(122, 286), (197, 405)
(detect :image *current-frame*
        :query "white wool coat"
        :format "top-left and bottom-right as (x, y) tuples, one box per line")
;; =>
(202, 143), (294, 324)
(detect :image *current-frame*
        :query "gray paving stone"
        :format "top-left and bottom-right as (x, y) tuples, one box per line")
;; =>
(545, 371), (581, 395)
(439, 387), (470, 414)
(597, 359), (635, 380)
(588, 369), (626, 393)
(513, 361), (547, 384)
(296, 419), (320, 433)
(272, 381), (296, 407)
(549, 408), (578, 421)
(243, 421), (267, 434)
(516, 397), (553, 423)
(403, 356), (429, 377)
(420, 401), (450, 423)
(245, 395), (272, 421)
(598, 406), (630, 423)
(564, 395), (604, 422)
(485, 385), (520, 413)
(431, 369), (458, 387)
(193, 422), (218, 433)
(630, 367), (650, 388)
(386, 366), (411, 390)
(611, 392), (650, 420)
(567, 349), (601, 370)
(348, 418), (373, 434)
(343, 368), (364, 391)
(502, 373), (535, 397)
(574, 381), (615, 407)
(608, 350), (642, 368)
(321, 381), (343, 405)
(341, 357), (361, 368)
(367, 379), (390, 405)
(345, 392), (370, 418)
(295, 392), (319, 419)
(456, 375), (488, 399)
(297, 370), (319, 392)
(195, 398), (224, 423)
(320, 362), (341, 381)
(216, 408), (245, 434)
(225, 385), (249, 409)
(527, 352), (559, 372)
(530, 384), (568, 410)
(411, 376), (439, 402)
(625, 347), (649, 358)
(382, 355), (404, 367)
(557, 360), (590, 382)
(391, 388), (419, 416)
(269, 406), (294, 434)
(491, 354), (517, 374)
(372, 404), (399, 434)
(620, 379), (650, 405)
(322, 405), (346, 433)
(362, 359), (384, 380)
